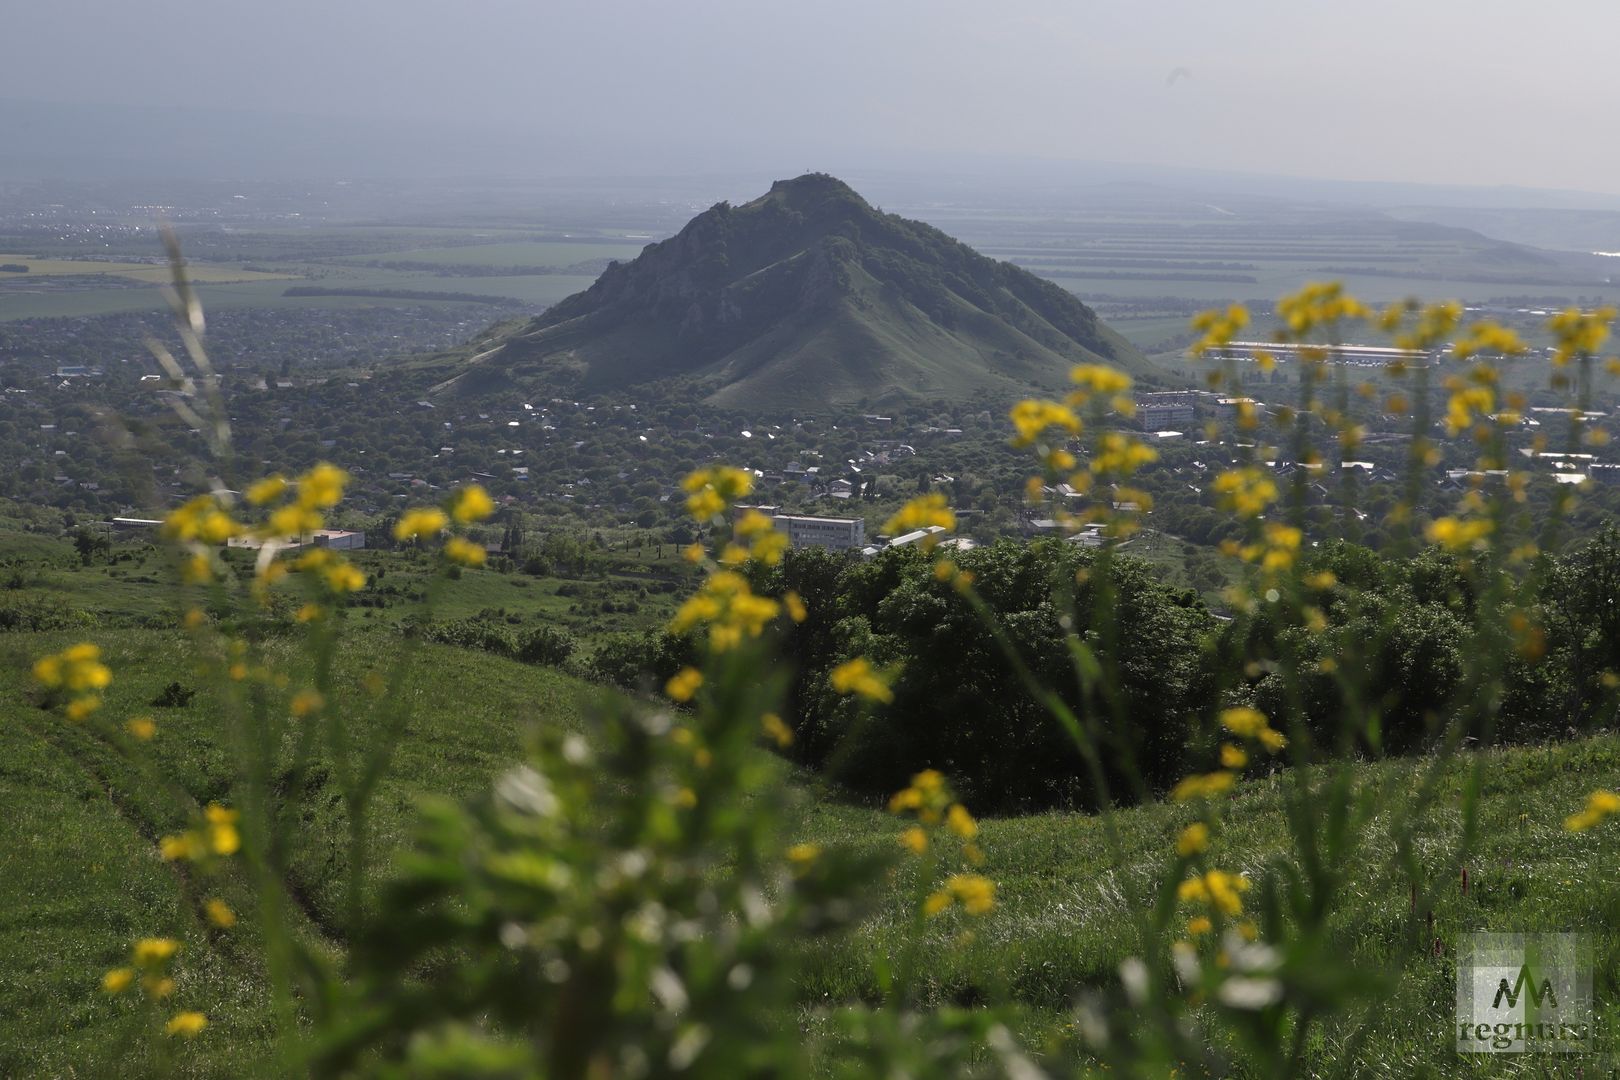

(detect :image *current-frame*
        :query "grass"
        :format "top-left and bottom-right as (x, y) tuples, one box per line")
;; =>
(3, 612), (1619, 1074)
(0, 627), (602, 1076)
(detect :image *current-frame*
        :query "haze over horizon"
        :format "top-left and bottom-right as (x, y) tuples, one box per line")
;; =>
(5, 0), (1620, 199)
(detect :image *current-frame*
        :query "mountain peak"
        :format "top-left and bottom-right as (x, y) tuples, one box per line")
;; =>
(436, 175), (1141, 410)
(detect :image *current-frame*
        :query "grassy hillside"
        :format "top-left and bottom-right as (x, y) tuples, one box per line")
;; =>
(0, 627), (602, 1076)
(4, 618), (1619, 1075)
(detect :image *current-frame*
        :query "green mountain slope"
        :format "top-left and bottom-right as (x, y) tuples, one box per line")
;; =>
(433, 173), (1143, 409)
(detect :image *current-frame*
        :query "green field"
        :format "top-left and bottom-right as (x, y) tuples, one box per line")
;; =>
(0, 256), (291, 284)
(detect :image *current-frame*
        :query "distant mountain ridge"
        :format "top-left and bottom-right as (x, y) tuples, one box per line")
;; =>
(435, 173), (1142, 409)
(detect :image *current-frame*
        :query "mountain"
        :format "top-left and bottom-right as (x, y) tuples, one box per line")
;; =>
(434, 173), (1142, 409)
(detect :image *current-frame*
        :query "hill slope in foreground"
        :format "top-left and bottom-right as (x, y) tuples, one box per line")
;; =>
(433, 173), (1143, 410)
(5, 626), (1620, 1074)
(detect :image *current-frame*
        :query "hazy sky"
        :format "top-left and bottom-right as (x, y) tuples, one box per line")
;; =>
(5, 0), (1620, 193)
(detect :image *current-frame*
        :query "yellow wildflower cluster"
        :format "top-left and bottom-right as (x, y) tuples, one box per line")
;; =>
(1220, 706), (1287, 752)
(1211, 467), (1279, 519)
(248, 462), (350, 542)
(104, 935), (203, 1035)
(830, 656), (894, 704)
(32, 642), (112, 721)
(1548, 305), (1616, 367)
(1009, 400), (1081, 448)
(761, 712), (795, 748)
(1170, 771), (1236, 802)
(394, 507), (448, 542)
(1232, 522), (1303, 576)
(1090, 432), (1158, 477)
(289, 549), (361, 593)
(1190, 303), (1250, 355)
(785, 842), (821, 876)
(669, 570), (781, 651)
(1177, 869), (1250, 917)
(1176, 822), (1210, 858)
(160, 803), (241, 862)
(682, 466), (754, 521)
(889, 769), (985, 868)
(163, 494), (240, 544)
(1425, 516), (1493, 554)
(889, 768), (949, 821)
(1443, 376), (1496, 437)
(392, 484), (495, 569)
(1275, 282), (1369, 337)
(721, 506), (790, 566)
(450, 484), (495, 524)
(1069, 363), (1133, 398)
(665, 666), (703, 703)
(883, 493), (956, 537)
(1565, 789), (1620, 832)
(1451, 320), (1527, 361)
(924, 873), (996, 917)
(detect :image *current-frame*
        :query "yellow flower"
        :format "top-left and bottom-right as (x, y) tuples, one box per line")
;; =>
(450, 484), (495, 523)
(1069, 363), (1133, 397)
(125, 717), (157, 741)
(1091, 432), (1158, 477)
(1566, 789), (1620, 832)
(206, 804), (240, 856)
(760, 712), (794, 748)
(665, 667), (703, 703)
(1171, 771), (1236, 802)
(1220, 744), (1249, 769)
(946, 803), (978, 840)
(947, 873), (996, 915)
(290, 690), (324, 718)
(786, 842), (821, 867)
(165, 1012), (208, 1038)
(322, 560), (366, 593)
(883, 493), (956, 536)
(295, 603), (323, 623)
(1548, 305), (1616, 367)
(1258, 728), (1288, 752)
(900, 826), (929, 854)
(205, 899), (236, 928)
(1212, 467), (1278, 519)
(783, 590), (808, 623)
(1426, 516), (1493, 554)
(829, 657), (894, 704)
(443, 537), (486, 567)
(1176, 822), (1209, 857)
(1187, 915), (1213, 936)
(669, 570), (780, 649)
(1219, 707), (1269, 739)
(144, 976), (175, 998)
(1189, 303), (1250, 354)
(162, 495), (240, 544)
(245, 474), (288, 506)
(1178, 870), (1250, 916)
(102, 967), (135, 994)
(296, 463), (348, 510)
(682, 467), (753, 520)
(133, 938), (180, 968)
(263, 503), (323, 540)
(161, 832), (204, 861)
(1009, 399), (1081, 447)
(924, 890), (953, 917)
(394, 507), (448, 542)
